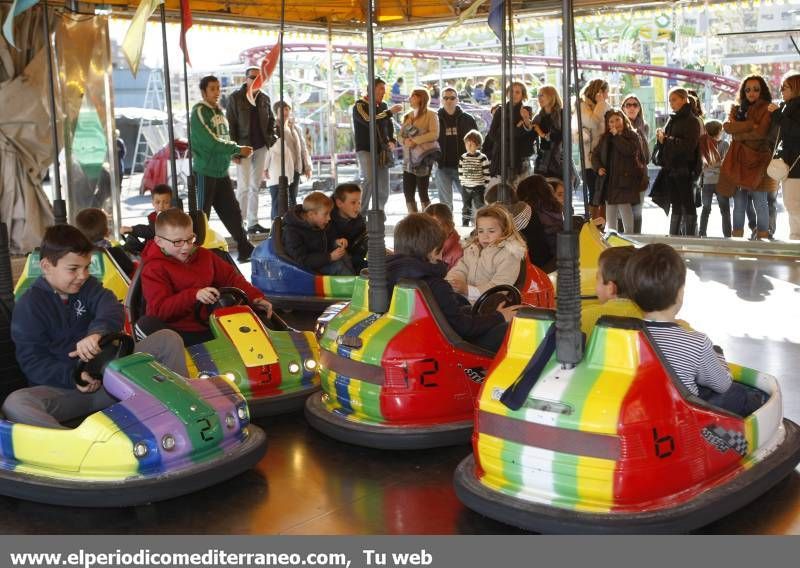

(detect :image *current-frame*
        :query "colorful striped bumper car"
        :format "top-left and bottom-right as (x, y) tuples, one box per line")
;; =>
(454, 310), (800, 533)
(0, 351), (267, 507)
(251, 218), (356, 311)
(304, 276), (499, 450)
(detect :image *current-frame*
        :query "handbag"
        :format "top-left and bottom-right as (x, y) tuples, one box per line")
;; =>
(409, 140), (442, 168)
(766, 127), (800, 182)
(651, 142), (663, 167)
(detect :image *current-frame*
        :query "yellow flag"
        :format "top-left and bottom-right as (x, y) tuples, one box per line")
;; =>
(121, 0), (164, 77)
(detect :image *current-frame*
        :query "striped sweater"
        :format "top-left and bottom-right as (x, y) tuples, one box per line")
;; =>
(458, 151), (491, 188)
(645, 321), (732, 396)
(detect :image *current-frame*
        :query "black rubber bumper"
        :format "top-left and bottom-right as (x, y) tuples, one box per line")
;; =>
(248, 385), (320, 418)
(0, 425), (267, 508)
(454, 419), (800, 534)
(304, 391), (472, 450)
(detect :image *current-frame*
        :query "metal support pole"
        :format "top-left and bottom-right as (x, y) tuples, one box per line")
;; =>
(180, 6), (196, 213)
(42, 0), (66, 224)
(327, 23), (338, 186)
(277, 0), (289, 218)
(499, 3), (508, 187)
(159, 5), (178, 201)
(570, 12), (589, 219)
(556, 0), (583, 369)
(366, 0), (389, 314)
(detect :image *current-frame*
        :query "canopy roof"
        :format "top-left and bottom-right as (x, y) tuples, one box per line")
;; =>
(81, 0), (655, 29)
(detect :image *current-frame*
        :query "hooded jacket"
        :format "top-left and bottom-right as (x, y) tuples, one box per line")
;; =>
(385, 254), (503, 342)
(447, 237), (527, 302)
(12, 276), (123, 389)
(437, 106), (478, 168)
(140, 242), (264, 332)
(282, 204), (336, 271)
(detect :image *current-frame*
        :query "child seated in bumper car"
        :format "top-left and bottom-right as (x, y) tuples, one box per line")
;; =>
(120, 183), (173, 254)
(74, 207), (136, 277)
(328, 183), (368, 273)
(387, 214), (520, 352)
(3, 225), (186, 429)
(581, 246), (641, 336)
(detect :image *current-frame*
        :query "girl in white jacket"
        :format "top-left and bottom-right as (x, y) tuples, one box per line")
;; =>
(446, 205), (527, 302)
(579, 78), (612, 218)
(267, 102), (312, 220)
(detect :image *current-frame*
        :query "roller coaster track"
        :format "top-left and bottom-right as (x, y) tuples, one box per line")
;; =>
(241, 43), (739, 95)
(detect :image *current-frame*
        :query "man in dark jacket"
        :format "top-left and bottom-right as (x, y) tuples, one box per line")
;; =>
(435, 88), (478, 224)
(352, 76), (402, 210)
(226, 66), (277, 235)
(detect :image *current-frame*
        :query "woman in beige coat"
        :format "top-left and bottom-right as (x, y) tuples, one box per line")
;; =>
(447, 205), (527, 303)
(399, 87), (440, 212)
(580, 78), (612, 218)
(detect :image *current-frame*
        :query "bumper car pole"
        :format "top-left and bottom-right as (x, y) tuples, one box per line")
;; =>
(158, 5), (178, 206)
(366, 0), (389, 314)
(179, 2), (196, 213)
(277, 1), (288, 219)
(556, 0), (583, 369)
(41, 1), (66, 225)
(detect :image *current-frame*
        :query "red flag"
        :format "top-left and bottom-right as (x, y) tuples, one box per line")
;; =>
(247, 35), (282, 106)
(179, 0), (193, 66)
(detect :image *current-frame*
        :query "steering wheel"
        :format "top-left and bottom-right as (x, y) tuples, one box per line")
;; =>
(471, 284), (522, 316)
(193, 286), (289, 331)
(74, 332), (135, 387)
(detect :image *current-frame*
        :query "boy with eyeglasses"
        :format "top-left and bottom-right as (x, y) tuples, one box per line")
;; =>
(139, 209), (272, 346)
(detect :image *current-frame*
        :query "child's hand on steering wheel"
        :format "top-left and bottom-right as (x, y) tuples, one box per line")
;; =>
(196, 287), (220, 304)
(76, 372), (102, 393)
(496, 301), (522, 322)
(253, 297), (273, 318)
(69, 333), (103, 363)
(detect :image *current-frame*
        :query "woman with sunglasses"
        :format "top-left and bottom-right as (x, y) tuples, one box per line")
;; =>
(532, 85), (568, 183)
(768, 72), (800, 239)
(621, 94), (651, 233)
(719, 75), (777, 239)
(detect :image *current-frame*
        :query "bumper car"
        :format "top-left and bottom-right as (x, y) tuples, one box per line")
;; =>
(0, 346), (267, 507)
(251, 218), (356, 311)
(305, 276), (523, 450)
(126, 271), (320, 418)
(454, 310), (800, 533)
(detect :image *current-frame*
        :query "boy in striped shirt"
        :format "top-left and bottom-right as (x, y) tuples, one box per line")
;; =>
(458, 130), (491, 226)
(625, 243), (760, 417)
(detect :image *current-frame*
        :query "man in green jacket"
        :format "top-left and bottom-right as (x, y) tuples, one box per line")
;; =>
(191, 75), (254, 262)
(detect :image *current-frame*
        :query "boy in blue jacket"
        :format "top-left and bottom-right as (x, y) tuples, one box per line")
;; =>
(2, 225), (187, 429)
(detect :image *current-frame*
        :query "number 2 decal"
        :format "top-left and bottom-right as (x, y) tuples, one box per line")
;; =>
(197, 418), (215, 442)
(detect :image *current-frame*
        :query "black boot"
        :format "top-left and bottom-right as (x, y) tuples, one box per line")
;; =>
(669, 214), (682, 236)
(699, 207), (710, 237)
(684, 214), (698, 237)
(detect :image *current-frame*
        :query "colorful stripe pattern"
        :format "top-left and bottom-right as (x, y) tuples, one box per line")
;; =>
(185, 306), (319, 401)
(317, 277), (494, 427)
(14, 250), (129, 302)
(0, 353), (251, 480)
(251, 235), (354, 300)
(474, 314), (780, 513)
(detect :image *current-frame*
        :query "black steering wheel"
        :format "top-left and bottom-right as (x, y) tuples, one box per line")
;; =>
(471, 284), (522, 316)
(74, 332), (135, 387)
(193, 286), (288, 331)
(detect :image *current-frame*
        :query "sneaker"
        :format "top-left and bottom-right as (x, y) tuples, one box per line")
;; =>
(247, 223), (269, 235)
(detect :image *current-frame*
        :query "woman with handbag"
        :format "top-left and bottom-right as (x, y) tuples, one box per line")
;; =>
(719, 75), (777, 239)
(653, 87), (702, 236)
(768, 72), (800, 240)
(399, 87), (440, 213)
(483, 82), (535, 183)
(591, 109), (647, 233)
(622, 94), (651, 233)
(532, 85), (565, 181)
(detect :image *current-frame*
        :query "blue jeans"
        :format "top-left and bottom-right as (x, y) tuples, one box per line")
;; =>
(357, 151), (390, 210)
(699, 184), (732, 237)
(269, 172), (300, 220)
(733, 188), (768, 234)
(434, 166), (462, 211)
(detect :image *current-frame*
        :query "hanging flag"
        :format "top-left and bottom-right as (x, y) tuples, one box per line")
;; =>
(487, 0), (504, 40)
(437, 0), (488, 41)
(179, 0), (192, 66)
(121, 0), (164, 78)
(2, 0), (40, 49)
(247, 35), (282, 106)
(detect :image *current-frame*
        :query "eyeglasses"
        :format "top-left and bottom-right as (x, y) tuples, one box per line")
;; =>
(624, 102), (640, 108)
(744, 87), (761, 93)
(157, 234), (197, 247)
(247, 75), (259, 81)
(442, 96), (456, 100)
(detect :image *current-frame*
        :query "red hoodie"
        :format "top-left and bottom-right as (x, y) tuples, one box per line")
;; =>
(141, 242), (265, 332)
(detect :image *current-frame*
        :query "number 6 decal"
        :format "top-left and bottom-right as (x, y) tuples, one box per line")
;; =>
(652, 428), (675, 458)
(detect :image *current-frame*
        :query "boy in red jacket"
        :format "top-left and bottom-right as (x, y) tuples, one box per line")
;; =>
(138, 209), (272, 345)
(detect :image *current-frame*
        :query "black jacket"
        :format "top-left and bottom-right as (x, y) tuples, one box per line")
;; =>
(532, 109), (564, 179)
(385, 254), (503, 342)
(651, 103), (702, 214)
(484, 102), (535, 177)
(437, 106), (478, 168)
(282, 205), (335, 271)
(327, 205), (367, 270)
(226, 85), (277, 149)
(773, 98), (800, 179)
(352, 98), (396, 152)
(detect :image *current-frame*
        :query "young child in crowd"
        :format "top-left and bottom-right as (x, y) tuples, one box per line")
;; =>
(447, 205), (527, 302)
(516, 175), (564, 267)
(458, 130), (491, 226)
(625, 243), (760, 416)
(424, 203), (463, 270)
(283, 191), (355, 276)
(139, 209), (272, 346)
(74, 207), (136, 277)
(386, 214), (520, 352)
(4, 225), (186, 428)
(698, 120), (731, 237)
(120, 184), (173, 250)
(581, 246), (641, 336)
(328, 183), (368, 273)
